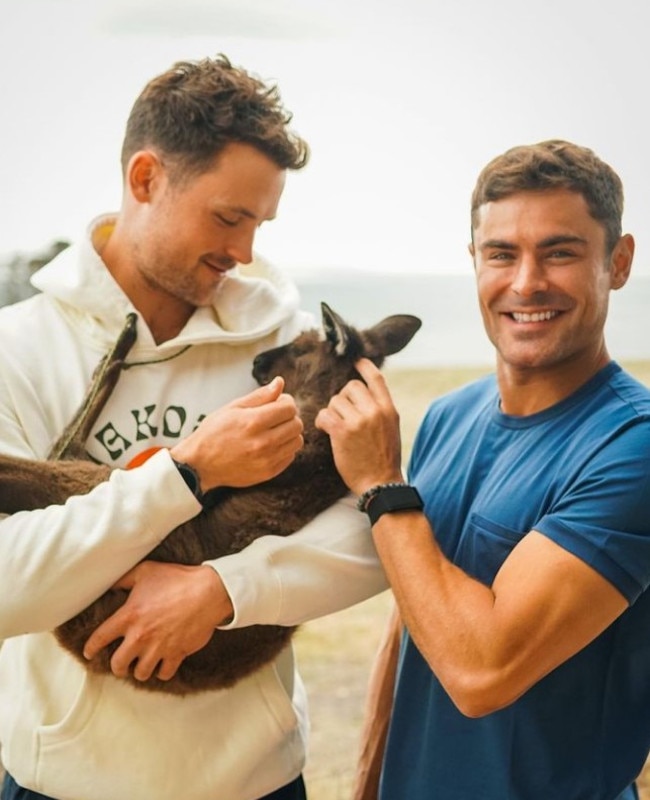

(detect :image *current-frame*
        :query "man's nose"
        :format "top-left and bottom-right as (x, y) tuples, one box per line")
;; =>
(224, 227), (254, 265)
(510, 255), (549, 296)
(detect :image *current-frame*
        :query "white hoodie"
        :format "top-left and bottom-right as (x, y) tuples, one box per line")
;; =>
(0, 216), (386, 800)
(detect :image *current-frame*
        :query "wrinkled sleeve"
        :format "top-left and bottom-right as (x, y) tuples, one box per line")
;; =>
(207, 494), (388, 628)
(0, 340), (203, 638)
(0, 450), (201, 639)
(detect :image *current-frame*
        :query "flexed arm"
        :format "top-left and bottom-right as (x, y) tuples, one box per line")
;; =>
(316, 358), (632, 717)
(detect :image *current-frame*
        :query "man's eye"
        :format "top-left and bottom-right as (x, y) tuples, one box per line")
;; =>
(216, 214), (239, 227)
(487, 251), (514, 263)
(545, 250), (577, 263)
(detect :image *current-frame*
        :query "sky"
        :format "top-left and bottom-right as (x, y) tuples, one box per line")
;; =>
(1, 0), (649, 277)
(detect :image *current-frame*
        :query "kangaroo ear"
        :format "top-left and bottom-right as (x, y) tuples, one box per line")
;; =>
(363, 315), (422, 363)
(321, 302), (353, 356)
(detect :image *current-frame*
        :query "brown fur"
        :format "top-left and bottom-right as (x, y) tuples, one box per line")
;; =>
(0, 303), (420, 694)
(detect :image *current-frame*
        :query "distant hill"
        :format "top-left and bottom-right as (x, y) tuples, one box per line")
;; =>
(0, 240), (69, 306)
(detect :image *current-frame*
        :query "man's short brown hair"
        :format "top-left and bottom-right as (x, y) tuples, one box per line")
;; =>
(471, 140), (624, 254)
(121, 54), (309, 180)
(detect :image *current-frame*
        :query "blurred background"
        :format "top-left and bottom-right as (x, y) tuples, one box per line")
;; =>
(1, 0), (649, 365)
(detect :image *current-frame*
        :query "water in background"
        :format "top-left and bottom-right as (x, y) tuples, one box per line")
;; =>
(295, 271), (650, 368)
(2, 254), (647, 370)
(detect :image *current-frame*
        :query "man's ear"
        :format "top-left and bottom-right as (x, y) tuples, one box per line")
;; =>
(610, 234), (635, 290)
(126, 151), (165, 203)
(468, 241), (477, 271)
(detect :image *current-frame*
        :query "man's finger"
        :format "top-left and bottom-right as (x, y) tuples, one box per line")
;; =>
(83, 612), (125, 660)
(355, 358), (389, 394)
(111, 569), (137, 591)
(132, 651), (162, 682)
(250, 393), (302, 430)
(314, 407), (333, 431)
(233, 376), (284, 408)
(110, 641), (138, 679)
(157, 657), (184, 682)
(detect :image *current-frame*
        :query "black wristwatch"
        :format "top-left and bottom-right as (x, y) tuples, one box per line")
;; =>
(172, 458), (206, 507)
(357, 483), (424, 526)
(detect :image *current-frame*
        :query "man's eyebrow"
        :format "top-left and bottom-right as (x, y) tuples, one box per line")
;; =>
(479, 235), (588, 251)
(537, 234), (588, 248)
(479, 239), (516, 251)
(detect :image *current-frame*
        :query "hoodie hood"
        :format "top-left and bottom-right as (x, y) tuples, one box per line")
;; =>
(31, 214), (305, 353)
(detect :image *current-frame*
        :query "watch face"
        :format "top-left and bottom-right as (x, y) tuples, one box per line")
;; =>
(181, 464), (199, 492)
(174, 460), (202, 501)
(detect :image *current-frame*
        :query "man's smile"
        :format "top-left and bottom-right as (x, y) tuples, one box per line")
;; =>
(508, 310), (562, 324)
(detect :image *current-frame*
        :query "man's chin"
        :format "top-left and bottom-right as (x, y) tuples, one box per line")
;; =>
(497, 344), (561, 372)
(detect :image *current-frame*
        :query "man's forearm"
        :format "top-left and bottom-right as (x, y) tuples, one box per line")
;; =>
(0, 450), (198, 638)
(370, 512), (628, 718)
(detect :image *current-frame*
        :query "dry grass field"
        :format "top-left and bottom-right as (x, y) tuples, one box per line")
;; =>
(297, 361), (650, 800)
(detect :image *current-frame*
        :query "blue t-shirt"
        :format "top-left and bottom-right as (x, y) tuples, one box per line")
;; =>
(381, 362), (650, 800)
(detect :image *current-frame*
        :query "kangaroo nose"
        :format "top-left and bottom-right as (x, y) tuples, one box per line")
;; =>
(252, 354), (268, 384)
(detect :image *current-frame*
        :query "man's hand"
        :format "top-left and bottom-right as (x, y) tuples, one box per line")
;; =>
(315, 358), (403, 495)
(83, 561), (232, 682)
(171, 376), (304, 492)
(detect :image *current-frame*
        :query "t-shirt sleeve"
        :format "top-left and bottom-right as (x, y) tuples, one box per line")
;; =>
(535, 420), (650, 603)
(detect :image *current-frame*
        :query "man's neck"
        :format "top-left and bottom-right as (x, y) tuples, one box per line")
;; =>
(99, 224), (194, 345)
(497, 351), (610, 416)
(134, 293), (193, 344)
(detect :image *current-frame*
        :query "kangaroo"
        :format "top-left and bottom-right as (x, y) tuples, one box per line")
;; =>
(0, 303), (421, 694)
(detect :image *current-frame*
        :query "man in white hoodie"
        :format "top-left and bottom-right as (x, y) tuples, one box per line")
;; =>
(0, 54), (385, 800)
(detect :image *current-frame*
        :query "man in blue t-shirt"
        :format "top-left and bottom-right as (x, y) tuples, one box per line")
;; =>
(317, 139), (650, 799)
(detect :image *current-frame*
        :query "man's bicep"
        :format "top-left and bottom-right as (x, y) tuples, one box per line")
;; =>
(491, 530), (628, 694)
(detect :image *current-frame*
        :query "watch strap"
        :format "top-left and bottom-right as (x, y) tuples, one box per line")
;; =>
(359, 483), (424, 526)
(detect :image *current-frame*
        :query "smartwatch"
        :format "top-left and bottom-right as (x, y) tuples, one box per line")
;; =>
(358, 483), (424, 526)
(172, 458), (206, 507)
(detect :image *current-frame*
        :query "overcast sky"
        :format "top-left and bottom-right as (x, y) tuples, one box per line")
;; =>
(1, 0), (649, 277)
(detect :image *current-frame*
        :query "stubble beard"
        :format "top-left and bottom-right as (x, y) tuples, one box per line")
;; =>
(138, 251), (221, 310)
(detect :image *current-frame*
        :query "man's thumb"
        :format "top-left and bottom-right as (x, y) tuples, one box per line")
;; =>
(112, 569), (137, 590)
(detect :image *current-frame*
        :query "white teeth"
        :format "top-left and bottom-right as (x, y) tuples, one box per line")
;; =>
(511, 310), (558, 323)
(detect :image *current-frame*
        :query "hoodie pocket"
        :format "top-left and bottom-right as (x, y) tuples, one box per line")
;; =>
(34, 662), (306, 800)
